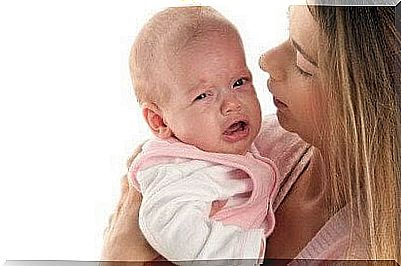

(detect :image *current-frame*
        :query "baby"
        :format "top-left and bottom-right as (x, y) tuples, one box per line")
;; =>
(128, 6), (279, 264)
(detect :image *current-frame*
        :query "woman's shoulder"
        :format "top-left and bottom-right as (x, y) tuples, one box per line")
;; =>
(294, 205), (369, 262)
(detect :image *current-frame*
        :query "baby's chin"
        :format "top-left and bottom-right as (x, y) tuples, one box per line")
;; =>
(175, 131), (257, 155)
(198, 139), (255, 156)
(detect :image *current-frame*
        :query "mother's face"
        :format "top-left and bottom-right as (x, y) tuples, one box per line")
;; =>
(259, 5), (323, 146)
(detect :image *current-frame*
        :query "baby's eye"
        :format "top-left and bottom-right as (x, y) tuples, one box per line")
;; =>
(195, 93), (207, 101)
(194, 91), (212, 102)
(233, 78), (245, 88)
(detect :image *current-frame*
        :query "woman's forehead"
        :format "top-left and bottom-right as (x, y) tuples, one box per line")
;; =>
(289, 5), (320, 63)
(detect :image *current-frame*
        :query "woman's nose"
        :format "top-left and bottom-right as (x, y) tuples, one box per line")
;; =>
(259, 41), (289, 81)
(221, 95), (241, 116)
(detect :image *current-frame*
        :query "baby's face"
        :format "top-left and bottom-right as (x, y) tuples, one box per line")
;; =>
(162, 31), (262, 155)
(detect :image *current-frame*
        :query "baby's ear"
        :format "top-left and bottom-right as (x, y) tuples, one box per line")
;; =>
(141, 102), (172, 139)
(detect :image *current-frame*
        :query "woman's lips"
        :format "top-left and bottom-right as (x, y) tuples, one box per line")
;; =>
(268, 79), (288, 109)
(273, 97), (288, 109)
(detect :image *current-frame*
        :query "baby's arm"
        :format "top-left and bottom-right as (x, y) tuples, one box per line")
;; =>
(136, 161), (265, 262)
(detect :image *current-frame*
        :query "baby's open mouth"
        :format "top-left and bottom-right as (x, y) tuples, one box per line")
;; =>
(223, 121), (250, 142)
(224, 121), (248, 134)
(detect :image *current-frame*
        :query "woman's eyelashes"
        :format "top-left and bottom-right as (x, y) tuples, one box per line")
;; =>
(294, 64), (313, 77)
(294, 50), (316, 78)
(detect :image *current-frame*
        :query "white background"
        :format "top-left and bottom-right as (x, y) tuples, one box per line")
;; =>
(0, 0), (291, 262)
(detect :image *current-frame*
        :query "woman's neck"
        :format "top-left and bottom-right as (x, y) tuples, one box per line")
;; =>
(298, 147), (329, 206)
(312, 146), (347, 212)
(264, 146), (333, 259)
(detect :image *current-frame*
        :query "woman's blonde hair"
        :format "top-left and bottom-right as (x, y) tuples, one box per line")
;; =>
(310, 5), (400, 262)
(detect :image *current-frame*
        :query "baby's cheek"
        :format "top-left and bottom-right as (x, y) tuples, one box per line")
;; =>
(179, 118), (206, 140)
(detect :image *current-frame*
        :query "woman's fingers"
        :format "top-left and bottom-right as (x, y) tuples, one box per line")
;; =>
(103, 175), (129, 238)
(127, 143), (145, 168)
(101, 142), (159, 262)
(115, 175), (130, 218)
(104, 143), (143, 239)
(101, 181), (159, 261)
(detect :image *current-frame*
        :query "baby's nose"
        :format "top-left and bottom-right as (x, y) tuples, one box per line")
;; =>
(221, 96), (241, 115)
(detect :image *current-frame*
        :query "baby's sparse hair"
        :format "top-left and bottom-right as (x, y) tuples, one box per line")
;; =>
(130, 6), (241, 106)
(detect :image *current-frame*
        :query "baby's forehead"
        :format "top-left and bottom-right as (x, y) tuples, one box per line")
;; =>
(164, 28), (243, 70)
(130, 7), (244, 105)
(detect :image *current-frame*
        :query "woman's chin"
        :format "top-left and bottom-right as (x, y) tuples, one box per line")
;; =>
(278, 114), (321, 147)
(276, 110), (294, 132)
(277, 112), (307, 141)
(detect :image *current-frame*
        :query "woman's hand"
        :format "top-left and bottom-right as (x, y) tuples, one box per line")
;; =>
(101, 145), (159, 262)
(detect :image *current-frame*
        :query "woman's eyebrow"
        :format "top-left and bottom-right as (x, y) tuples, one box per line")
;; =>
(290, 38), (318, 67)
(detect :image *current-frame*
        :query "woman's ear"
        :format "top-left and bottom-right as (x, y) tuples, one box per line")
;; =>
(141, 102), (172, 139)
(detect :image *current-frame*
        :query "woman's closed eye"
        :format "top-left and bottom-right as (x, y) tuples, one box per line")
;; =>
(294, 64), (313, 77)
(294, 50), (316, 78)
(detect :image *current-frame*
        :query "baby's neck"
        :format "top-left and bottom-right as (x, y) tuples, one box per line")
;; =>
(167, 136), (253, 156)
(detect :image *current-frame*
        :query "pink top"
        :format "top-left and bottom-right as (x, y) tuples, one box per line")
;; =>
(129, 138), (279, 235)
(129, 138), (282, 261)
(255, 115), (368, 261)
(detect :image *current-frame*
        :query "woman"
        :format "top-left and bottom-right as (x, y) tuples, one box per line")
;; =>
(259, 4), (400, 261)
(102, 3), (401, 263)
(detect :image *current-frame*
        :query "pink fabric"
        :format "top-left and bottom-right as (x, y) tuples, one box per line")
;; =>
(129, 114), (367, 261)
(254, 115), (313, 211)
(129, 137), (280, 236)
(255, 115), (368, 261)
